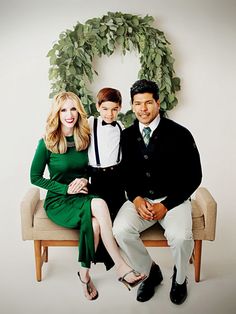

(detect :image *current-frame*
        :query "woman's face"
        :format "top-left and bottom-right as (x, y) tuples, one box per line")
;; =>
(59, 99), (79, 135)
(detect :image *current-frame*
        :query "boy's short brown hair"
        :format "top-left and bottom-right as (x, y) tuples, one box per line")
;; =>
(97, 88), (122, 106)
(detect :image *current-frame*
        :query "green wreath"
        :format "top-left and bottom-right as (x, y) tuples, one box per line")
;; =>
(47, 12), (180, 127)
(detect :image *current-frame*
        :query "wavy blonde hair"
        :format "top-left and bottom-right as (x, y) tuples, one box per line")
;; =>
(45, 91), (90, 154)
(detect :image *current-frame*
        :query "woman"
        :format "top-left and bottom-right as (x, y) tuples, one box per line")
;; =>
(30, 91), (146, 301)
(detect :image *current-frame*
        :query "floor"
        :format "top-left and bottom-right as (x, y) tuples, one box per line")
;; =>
(1, 236), (236, 314)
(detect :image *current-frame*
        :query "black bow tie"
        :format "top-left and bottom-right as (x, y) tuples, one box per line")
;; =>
(102, 120), (117, 127)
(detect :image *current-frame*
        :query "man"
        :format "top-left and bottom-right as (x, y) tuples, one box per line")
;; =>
(113, 79), (202, 304)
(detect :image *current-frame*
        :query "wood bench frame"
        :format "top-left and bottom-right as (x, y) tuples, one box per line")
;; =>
(34, 239), (202, 282)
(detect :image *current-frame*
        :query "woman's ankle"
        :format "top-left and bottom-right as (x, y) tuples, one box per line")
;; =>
(79, 267), (90, 282)
(116, 262), (131, 276)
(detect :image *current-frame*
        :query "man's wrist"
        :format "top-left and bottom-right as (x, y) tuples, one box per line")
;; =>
(163, 206), (168, 216)
(133, 196), (141, 202)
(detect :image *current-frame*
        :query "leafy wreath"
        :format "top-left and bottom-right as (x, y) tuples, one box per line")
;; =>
(47, 12), (180, 127)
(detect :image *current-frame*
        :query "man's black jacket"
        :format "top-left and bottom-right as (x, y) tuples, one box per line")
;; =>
(121, 117), (202, 210)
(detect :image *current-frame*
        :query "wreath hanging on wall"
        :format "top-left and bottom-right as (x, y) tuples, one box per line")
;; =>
(47, 12), (180, 127)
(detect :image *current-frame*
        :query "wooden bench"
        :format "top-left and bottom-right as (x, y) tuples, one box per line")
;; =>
(20, 187), (217, 282)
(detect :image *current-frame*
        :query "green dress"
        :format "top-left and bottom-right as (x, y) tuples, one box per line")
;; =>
(30, 136), (96, 268)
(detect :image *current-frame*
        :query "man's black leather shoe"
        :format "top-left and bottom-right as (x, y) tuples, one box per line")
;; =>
(170, 266), (187, 305)
(136, 263), (163, 302)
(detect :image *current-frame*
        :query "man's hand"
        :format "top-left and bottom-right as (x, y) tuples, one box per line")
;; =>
(150, 202), (168, 220)
(133, 196), (154, 220)
(133, 197), (168, 220)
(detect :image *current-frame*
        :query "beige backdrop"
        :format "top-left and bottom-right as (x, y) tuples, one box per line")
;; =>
(0, 0), (235, 313)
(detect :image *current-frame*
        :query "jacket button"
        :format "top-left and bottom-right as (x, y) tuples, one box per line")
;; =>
(146, 172), (151, 177)
(144, 155), (148, 159)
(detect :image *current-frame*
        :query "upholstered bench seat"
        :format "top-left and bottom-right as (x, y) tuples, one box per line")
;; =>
(21, 187), (217, 282)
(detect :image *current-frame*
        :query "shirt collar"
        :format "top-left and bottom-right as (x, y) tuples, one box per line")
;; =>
(139, 115), (160, 135)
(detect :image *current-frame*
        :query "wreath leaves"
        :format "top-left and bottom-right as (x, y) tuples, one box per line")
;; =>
(47, 12), (181, 126)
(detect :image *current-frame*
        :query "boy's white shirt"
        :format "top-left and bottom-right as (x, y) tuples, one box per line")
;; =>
(88, 116), (124, 168)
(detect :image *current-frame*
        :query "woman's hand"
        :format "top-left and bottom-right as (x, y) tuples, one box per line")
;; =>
(67, 178), (88, 194)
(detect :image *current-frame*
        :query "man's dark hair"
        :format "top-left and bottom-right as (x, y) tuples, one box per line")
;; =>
(130, 79), (159, 103)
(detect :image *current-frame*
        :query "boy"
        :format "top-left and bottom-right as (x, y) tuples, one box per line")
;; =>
(88, 87), (126, 221)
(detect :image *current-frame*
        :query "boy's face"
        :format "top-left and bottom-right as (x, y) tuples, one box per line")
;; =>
(96, 101), (121, 124)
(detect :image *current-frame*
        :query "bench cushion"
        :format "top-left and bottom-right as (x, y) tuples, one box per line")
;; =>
(32, 199), (205, 241)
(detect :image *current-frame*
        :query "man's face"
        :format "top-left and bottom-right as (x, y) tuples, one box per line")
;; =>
(132, 93), (160, 125)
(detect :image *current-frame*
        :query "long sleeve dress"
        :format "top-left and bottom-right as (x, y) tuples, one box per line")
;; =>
(30, 136), (97, 268)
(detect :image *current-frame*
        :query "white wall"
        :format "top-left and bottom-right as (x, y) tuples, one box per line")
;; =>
(1, 0), (235, 295)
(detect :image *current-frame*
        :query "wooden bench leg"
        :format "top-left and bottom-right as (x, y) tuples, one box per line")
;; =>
(193, 240), (202, 282)
(189, 255), (193, 264)
(34, 240), (42, 282)
(43, 246), (48, 263)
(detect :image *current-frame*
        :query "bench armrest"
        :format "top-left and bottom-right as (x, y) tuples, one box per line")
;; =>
(20, 187), (40, 240)
(195, 187), (217, 241)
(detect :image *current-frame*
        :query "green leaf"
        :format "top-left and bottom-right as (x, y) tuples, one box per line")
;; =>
(109, 25), (117, 31)
(164, 75), (172, 86)
(102, 38), (108, 46)
(69, 66), (76, 75)
(143, 15), (154, 25)
(159, 92), (165, 103)
(115, 17), (123, 25)
(128, 27), (133, 33)
(47, 48), (55, 58)
(106, 19), (114, 26)
(173, 77), (181, 91)
(172, 97), (178, 107)
(173, 77), (180, 85)
(155, 67), (162, 82)
(161, 101), (167, 111)
(154, 54), (162, 66)
(157, 48), (164, 56)
(49, 54), (57, 65)
(168, 93), (175, 103)
(116, 36), (124, 45)
(108, 40), (114, 51)
(139, 35), (146, 52)
(78, 38), (85, 46)
(167, 55), (175, 64)
(117, 26), (125, 35)
(49, 68), (59, 80)
(131, 16), (139, 27)
(121, 110), (135, 128)
(99, 24), (107, 32)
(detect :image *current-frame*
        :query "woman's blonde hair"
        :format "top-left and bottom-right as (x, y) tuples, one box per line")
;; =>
(44, 91), (90, 154)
